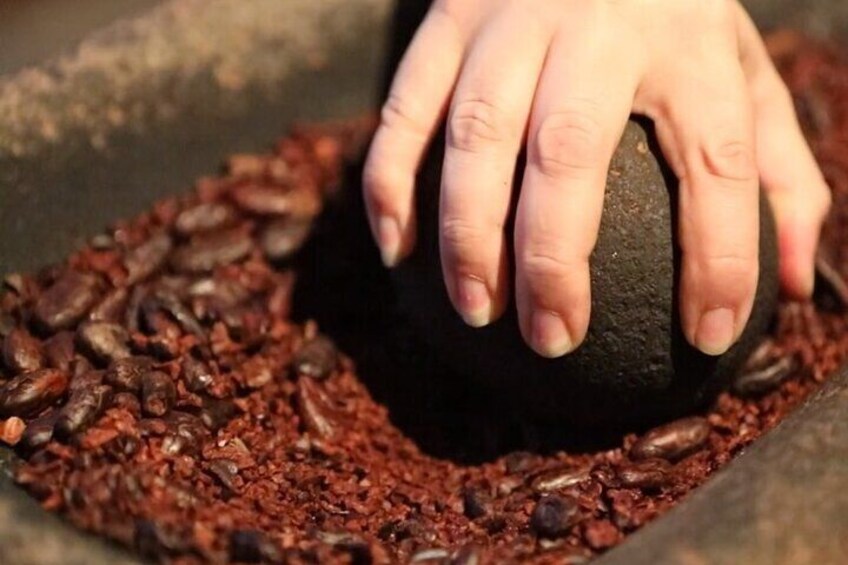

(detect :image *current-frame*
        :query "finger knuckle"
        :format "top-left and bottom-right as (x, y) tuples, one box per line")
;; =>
(441, 216), (494, 258)
(701, 137), (756, 184)
(520, 233), (585, 282)
(533, 108), (605, 179)
(380, 93), (427, 137)
(448, 97), (515, 153)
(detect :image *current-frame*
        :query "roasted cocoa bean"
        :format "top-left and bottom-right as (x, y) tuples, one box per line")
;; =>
(295, 377), (336, 439)
(629, 417), (711, 462)
(3, 328), (45, 373)
(88, 287), (129, 323)
(259, 217), (312, 261)
(231, 184), (320, 218)
(105, 357), (152, 392)
(200, 397), (237, 431)
(530, 495), (580, 538)
(42, 331), (76, 371)
(134, 519), (191, 558)
(125, 285), (147, 333)
(69, 370), (105, 394)
(617, 459), (672, 490)
(0, 369), (69, 417)
(141, 371), (176, 417)
(142, 291), (205, 340)
(111, 392), (142, 418)
(732, 355), (799, 397)
(124, 232), (173, 285)
(175, 202), (240, 235)
(293, 336), (338, 380)
(33, 271), (101, 332)
(229, 529), (282, 563)
(55, 385), (113, 439)
(461, 487), (490, 519)
(452, 545), (482, 565)
(162, 411), (207, 455)
(170, 229), (253, 273)
(207, 458), (240, 492)
(19, 411), (58, 450)
(531, 466), (592, 493)
(76, 321), (131, 364)
(182, 356), (214, 393)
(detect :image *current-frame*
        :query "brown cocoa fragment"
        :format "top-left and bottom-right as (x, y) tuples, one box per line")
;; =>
(111, 392), (142, 418)
(293, 335), (338, 380)
(461, 487), (490, 519)
(295, 377), (336, 439)
(530, 495), (580, 538)
(0, 416), (26, 445)
(141, 371), (176, 417)
(582, 519), (622, 550)
(199, 397), (236, 431)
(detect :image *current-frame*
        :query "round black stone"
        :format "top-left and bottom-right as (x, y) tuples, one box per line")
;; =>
(393, 118), (779, 428)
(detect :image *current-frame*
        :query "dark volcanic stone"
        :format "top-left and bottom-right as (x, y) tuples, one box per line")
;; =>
(394, 119), (780, 427)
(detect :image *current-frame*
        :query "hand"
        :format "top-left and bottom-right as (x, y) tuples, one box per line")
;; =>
(363, 0), (830, 358)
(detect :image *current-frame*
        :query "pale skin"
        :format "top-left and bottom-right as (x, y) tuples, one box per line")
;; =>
(363, 0), (831, 358)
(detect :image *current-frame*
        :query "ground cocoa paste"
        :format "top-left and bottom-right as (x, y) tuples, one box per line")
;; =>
(0, 32), (846, 564)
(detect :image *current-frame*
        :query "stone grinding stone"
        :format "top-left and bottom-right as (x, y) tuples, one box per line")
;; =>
(393, 118), (780, 428)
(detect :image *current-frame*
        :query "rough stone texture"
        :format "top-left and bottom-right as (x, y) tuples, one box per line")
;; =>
(395, 119), (779, 428)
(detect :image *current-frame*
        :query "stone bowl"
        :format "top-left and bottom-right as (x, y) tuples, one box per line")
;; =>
(0, 1), (846, 563)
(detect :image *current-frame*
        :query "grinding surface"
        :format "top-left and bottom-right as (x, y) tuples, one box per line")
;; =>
(0, 0), (391, 158)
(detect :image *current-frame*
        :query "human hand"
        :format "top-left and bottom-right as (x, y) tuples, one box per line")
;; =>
(363, 0), (830, 358)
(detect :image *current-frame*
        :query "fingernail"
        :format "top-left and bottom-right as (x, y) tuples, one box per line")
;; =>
(530, 309), (574, 358)
(377, 215), (401, 267)
(695, 307), (736, 356)
(456, 276), (492, 328)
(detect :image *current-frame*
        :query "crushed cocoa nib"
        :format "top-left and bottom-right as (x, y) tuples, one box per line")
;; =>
(1, 44), (846, 564)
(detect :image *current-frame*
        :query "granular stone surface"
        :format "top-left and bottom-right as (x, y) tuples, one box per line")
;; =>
(1, 32), (847, 564)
